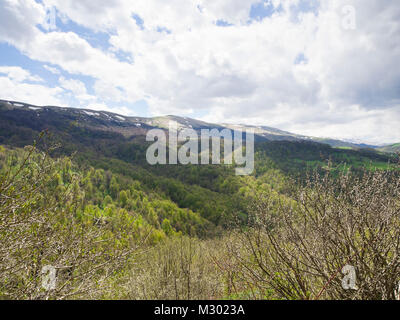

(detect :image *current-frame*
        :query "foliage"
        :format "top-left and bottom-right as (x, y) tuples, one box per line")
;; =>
(1, 117), (399, 300)
(224, 165), (400, 300)
(0, 142), (137, 299)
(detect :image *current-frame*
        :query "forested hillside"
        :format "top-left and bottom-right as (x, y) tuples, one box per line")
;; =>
(0, 102), (399, 300)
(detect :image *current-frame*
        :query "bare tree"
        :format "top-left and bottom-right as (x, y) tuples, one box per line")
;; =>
(125, 236), (225, 300)
(228, 166), (400, 300)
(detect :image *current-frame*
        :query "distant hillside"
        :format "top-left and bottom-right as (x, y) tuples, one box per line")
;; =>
(222, 123), (378, 149)
(0, 98), (396, 233)
(0, 99), (381, 150)
(377, 143), (400, 153)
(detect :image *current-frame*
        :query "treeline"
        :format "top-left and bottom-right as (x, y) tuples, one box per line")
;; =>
(254, 140), (396, 178)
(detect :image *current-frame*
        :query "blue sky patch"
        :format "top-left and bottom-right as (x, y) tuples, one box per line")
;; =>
(216, 20), (234, 27)
(250, 1), (283, 21)
(294, 53), (308, 65)
(132, 13), (145, 30)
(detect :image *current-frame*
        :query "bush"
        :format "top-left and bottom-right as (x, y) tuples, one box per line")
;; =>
(227, 166), (400, 300)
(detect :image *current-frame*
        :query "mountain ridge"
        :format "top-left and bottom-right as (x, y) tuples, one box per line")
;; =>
(1, 99), (394, 152)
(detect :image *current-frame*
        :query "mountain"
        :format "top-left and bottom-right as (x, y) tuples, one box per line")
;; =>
(0, 99), (381, 150)
(1, 98), (398, 301)
(0, 98), (394, 227)
(377, 143), (400, 153)
(221, 123), (378, 149)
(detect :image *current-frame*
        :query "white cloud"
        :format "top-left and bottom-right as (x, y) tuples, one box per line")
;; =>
(86, 102), (136, 116)
(0, 0), (399, 144)
(43, 65), (60, 74)
(0, 66), (64, 106)
(59, 76), (95, 103)
(93, 79), (126, 103)
(0, 66), (43, 82)
(0, 0), (45, 45)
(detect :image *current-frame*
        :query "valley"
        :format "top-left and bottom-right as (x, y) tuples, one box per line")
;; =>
(0, 99), (399, 300)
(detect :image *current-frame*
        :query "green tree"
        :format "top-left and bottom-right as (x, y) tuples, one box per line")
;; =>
(119, 190), (128, 207)
(162, 219), (173, 236)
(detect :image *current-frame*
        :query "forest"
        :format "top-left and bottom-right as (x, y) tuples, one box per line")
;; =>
(0, 113), (399, 300)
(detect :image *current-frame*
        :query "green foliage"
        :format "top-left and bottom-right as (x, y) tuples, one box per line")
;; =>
(1, 110), (398, 300)
(161, 219), (173, 236)
(0, 146), (136, 299)
(119, 190), (128, 207)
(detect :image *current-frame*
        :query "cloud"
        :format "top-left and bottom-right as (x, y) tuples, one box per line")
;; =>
(43, 65), (61, 74)
(85, 102), (137, 116)
(93, 79), (126, 103)
(0, 66), (43, 82)
(0, 0), (399, 144)
(59, 76), (95, 103)
(0, 66), (64, 106)
(0, 0), (45, 46)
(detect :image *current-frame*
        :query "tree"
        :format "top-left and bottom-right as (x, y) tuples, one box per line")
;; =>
(110, 176), (119, 199)
(0, 140), (137, 299)
(228, 166), (400, 300)
(103, 195), (113, 208)
(162, 219), (173, 236)
(119, 190), (128, 208)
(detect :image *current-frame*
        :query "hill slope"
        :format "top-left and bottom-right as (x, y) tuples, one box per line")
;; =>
(1, 98), (396, 230)
(0, 99), (379, 149)
(378, 143), (400, 153)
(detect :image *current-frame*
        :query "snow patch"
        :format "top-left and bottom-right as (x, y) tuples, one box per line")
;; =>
(83, 111), (100, 117)
(29, 107), (42, 111)
(115, 115), (125, 121)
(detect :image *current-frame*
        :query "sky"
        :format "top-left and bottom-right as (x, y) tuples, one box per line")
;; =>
(0, 0), (399, 145)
